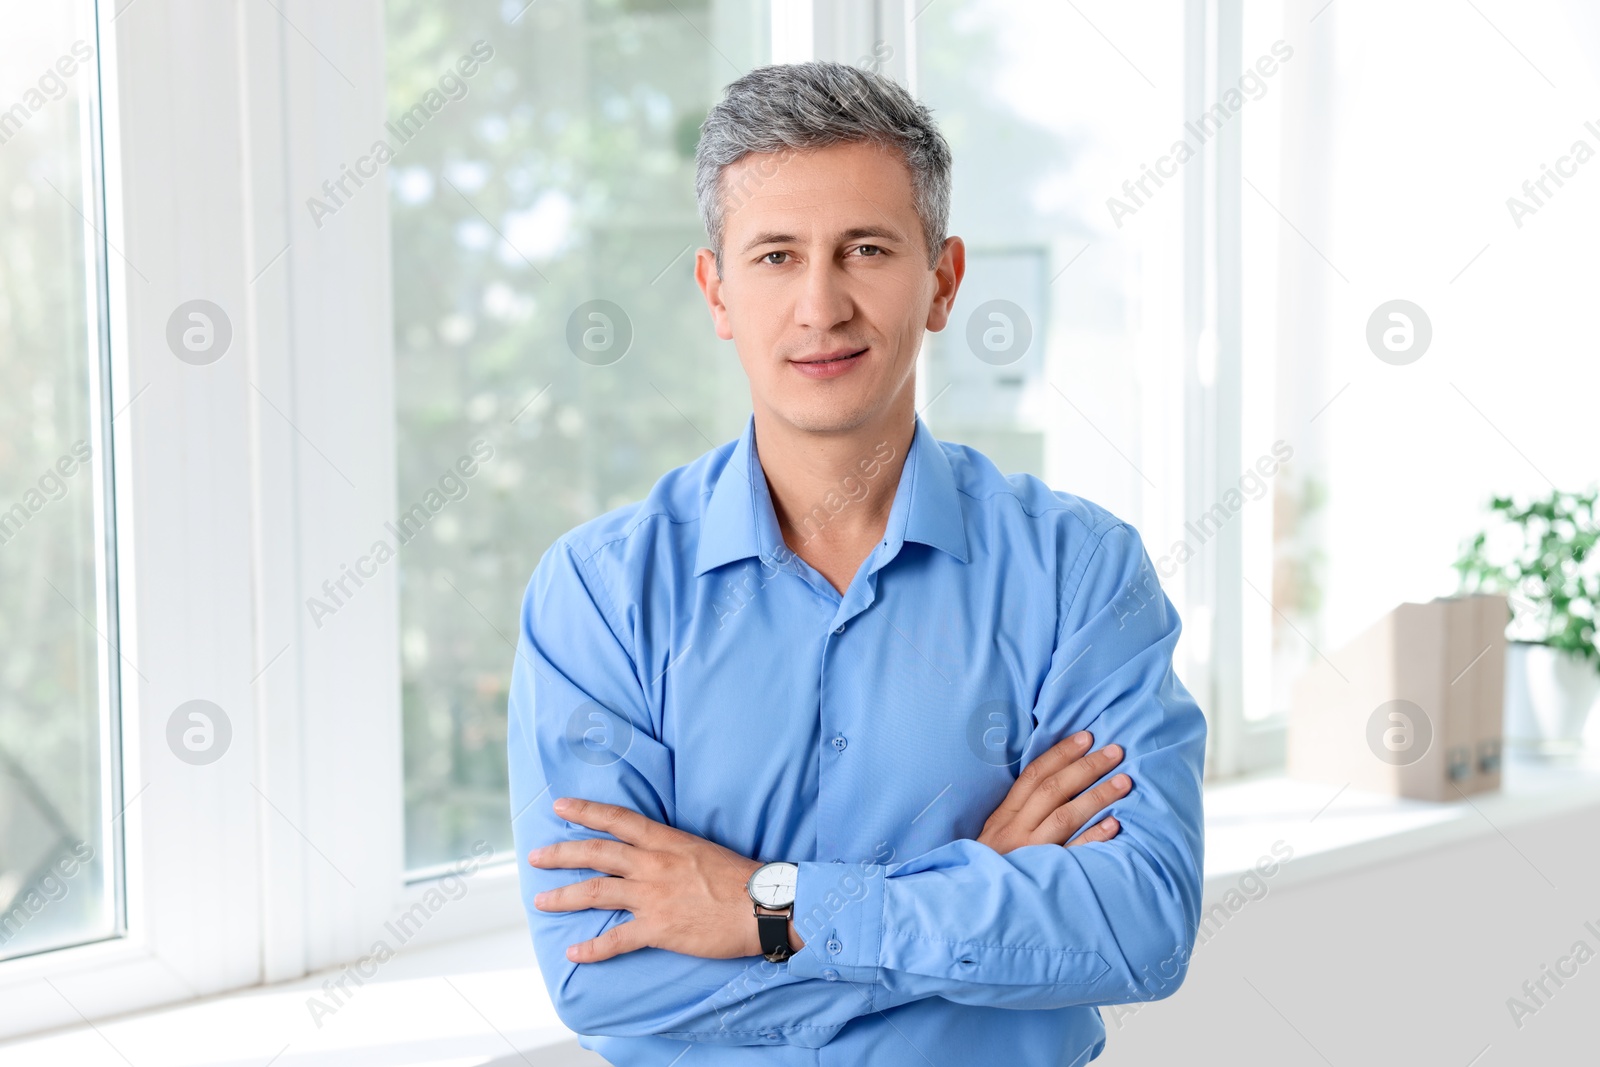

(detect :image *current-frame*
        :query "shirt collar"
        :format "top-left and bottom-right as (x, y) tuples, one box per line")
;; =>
(693, 413), (969, 578)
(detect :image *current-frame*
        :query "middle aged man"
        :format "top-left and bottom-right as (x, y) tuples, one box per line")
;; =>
(509, 61), (1207, 1066)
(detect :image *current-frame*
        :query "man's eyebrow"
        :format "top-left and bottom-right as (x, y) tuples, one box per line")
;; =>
(837, 225), (905, 244)
(741, 231), (800, 252)
(739, 225), (906, 253)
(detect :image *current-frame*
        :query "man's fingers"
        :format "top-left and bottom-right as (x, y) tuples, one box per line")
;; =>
(1066, 815), (1120, 848)
(1039, 772), (1133, 845)
(987, 731), (1093, 823)
(529, 836), (638, 876)
(568, 919), (647, 963)
(1017, 731), (1095, 791)
(533, 873), (631, 914)
(1015, 743), (1124, 833)
(553, 797), (673, 846)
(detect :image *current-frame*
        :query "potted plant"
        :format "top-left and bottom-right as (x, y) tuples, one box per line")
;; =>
(1454, 488), (1600, 753)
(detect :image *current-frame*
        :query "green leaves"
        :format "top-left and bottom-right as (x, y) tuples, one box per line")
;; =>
(1455, 488), (1600, 671)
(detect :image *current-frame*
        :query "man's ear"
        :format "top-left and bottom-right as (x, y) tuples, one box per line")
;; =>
(694, 247), (734, 341)
(924, 235), (966, 333)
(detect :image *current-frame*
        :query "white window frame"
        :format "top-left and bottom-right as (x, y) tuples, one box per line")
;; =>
(0, 0), (424, 1037)
(1189, 0), (1288, 778)
(2, 0), (273, 1036)
(1, 0), (1269, 1041)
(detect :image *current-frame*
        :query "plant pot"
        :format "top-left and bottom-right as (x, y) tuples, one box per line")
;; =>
(1503, 641), (1600, 753)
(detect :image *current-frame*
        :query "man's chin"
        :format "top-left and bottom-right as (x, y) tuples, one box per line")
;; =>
(768, 400), (876, 436)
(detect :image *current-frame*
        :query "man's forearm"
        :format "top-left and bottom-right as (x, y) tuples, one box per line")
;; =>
(788, 814), (1203, 1010)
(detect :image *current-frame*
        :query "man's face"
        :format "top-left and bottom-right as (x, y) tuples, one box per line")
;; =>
(695, 140), (963, 435)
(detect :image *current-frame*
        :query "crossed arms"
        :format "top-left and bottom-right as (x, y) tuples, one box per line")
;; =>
(507, 523), (1207, 1047)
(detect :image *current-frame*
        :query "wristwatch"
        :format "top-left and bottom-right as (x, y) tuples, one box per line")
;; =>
(746, 861), (799, 962)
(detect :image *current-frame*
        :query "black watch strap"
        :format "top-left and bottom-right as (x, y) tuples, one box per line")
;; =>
(755, 908), (793, 962)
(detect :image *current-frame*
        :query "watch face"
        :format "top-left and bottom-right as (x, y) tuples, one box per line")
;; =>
(748, 862), (798, 909)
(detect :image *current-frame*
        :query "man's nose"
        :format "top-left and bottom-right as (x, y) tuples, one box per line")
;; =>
(793, 260), (854, 331)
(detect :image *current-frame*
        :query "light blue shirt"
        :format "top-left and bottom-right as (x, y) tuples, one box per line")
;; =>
(508, 413), (1207, 1066)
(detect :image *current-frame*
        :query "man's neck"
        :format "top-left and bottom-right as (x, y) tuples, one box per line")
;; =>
(753, 403), (917, 560)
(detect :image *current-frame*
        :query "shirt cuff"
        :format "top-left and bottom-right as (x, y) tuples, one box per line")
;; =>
(786, 860), (885, 984)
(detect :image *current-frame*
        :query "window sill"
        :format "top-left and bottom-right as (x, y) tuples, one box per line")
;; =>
(0, 928), (590, 1066)
(8, 749), (1600, 1062)
(1202, 747), (1600, 895)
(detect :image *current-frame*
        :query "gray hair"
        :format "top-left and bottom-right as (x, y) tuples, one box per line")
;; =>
(695, 61), (953, 274)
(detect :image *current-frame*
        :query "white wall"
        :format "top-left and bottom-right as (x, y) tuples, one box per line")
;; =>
(1100, 804), (1600, 1065)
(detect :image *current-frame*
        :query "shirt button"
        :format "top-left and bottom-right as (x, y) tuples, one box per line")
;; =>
(826, 938), (843, 955)
(831, 736), (847, 751)
(822, 968), (840, 982)
(833, 624), (845, 635)
(763, 1031), (781, 1041)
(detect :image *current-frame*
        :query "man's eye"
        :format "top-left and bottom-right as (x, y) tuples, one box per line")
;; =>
(762, 251), (790, 265)
(853, 245), (884, 257)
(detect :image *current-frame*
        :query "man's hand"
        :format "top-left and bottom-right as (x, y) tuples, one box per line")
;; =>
(529, 796), (787, 963)
(532, 735), (1128, 963)
(977, 731), (1131, 855)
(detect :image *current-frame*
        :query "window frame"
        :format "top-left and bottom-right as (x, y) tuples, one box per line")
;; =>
(1192, 0), (1289, 778)
(1, 0), (271, 1036)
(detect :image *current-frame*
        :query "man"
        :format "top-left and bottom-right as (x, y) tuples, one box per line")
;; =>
(509, 61), (1206, 1065)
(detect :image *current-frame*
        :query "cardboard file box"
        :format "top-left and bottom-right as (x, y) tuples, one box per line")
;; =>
(1287, 594), (1507, 801)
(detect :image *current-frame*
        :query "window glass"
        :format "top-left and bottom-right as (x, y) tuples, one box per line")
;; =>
(0, 0), (118, 960)
(915, 0), (1187, 522)
(1238, 3), (1600, 720)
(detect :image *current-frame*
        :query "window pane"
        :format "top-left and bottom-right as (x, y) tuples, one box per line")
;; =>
(0, 0), (117, 960)
(387, 0), (770, 871)
(1239, 5), (1600, 722)
(914, 4), (1202, 711)
(916, 0), (1187, 516)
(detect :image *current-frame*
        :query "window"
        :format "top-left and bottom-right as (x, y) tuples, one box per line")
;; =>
(0, 0), (119, 963)
(915, 0), (1188, 517)
(1237, 3), (1600, 739)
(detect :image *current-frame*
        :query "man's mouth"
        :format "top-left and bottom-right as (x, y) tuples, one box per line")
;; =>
(791, 348), (867, 365)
